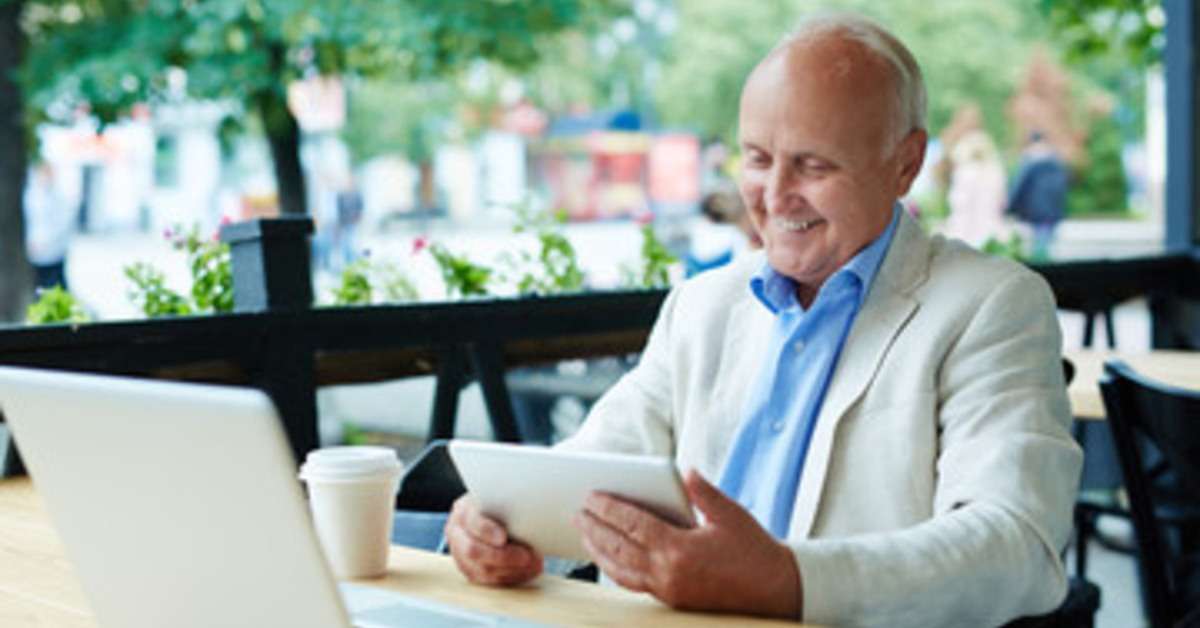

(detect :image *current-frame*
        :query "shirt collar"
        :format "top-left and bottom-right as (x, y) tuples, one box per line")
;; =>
(750, 203), (902, 314)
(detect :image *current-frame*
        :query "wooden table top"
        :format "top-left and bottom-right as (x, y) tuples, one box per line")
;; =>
(0, 478), (799, 627)
(1066, 349), (1200, 420)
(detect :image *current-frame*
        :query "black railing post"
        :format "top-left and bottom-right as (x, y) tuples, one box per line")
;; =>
(468, 341), (523, 443)
(220, 217), (315, 313)
(429, 346), (468, 441)
(220, 217), (318, 462)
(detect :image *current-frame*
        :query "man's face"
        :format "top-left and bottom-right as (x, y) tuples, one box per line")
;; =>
(737, 38), (925, 299)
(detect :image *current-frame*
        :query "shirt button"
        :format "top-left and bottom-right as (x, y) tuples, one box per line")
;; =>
(771, 421), (784, 432)
(793, 340), (806, 352)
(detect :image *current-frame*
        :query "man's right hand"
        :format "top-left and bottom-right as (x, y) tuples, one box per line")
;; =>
(445, 495), (543, 586)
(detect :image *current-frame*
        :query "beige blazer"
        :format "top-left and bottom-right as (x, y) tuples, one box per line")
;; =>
(559, 213), (1083, 627)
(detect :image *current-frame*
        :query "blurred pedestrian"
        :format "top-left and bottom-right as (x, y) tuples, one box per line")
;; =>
(23, 162), (77, 292)
(1007, 131), (1069, 260)
(686, 187), (761, 276)
(334, 175), (364, 268)
(943, 130), (1008, 248)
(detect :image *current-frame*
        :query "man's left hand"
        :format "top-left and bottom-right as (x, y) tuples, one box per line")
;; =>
(572, 469), (802, 618)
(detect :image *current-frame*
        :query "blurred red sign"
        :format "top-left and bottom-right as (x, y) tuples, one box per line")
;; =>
(648, 134), (700, 204)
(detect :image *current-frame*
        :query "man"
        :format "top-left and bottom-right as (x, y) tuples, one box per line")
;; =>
(446, 14), (1082, 627)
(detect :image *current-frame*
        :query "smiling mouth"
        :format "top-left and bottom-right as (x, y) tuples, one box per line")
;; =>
(776, 217), (825, 232)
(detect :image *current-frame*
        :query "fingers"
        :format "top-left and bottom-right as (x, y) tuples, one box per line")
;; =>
(574, 511), (652, 593)
(450, 536), (542, 586)
(683, 469), (745, 527)
(445, 496), (542, 586)
(578, 526), (651, 593)
(574, 509), (652, 567)
(451, 496), (507, 546)
(582, 492), (675, 547)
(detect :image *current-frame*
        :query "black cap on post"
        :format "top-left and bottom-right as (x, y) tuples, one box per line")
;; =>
(219, 217), (314, 313)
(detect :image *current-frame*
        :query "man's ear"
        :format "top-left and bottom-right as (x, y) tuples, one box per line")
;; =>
(894, 129), (928, 197)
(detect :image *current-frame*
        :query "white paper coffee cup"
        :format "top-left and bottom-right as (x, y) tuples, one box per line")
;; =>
(299, 446), (403, 579)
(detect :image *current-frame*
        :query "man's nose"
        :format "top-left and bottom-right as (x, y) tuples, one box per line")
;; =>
(764, 165), (796, 213)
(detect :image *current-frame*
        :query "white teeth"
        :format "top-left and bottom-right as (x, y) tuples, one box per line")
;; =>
(777, 217), (823, 232)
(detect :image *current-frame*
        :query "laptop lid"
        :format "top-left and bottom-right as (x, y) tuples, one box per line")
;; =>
(0, 367), (351, 628)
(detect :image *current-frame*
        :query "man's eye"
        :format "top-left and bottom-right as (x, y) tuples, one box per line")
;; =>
(745, 152), (770, 167)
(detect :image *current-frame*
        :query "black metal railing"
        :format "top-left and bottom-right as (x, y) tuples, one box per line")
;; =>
(2, 217), (1197, 472)
(0, 217), (666, 468)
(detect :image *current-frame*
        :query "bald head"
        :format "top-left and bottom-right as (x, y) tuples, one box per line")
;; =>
(741, 33), (899, 163)
(751, 14), (926, 146)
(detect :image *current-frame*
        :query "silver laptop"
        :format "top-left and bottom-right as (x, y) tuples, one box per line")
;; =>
(0, 366), (542, 628)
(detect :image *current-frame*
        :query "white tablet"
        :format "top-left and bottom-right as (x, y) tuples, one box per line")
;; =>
(447, 440), (695, 561)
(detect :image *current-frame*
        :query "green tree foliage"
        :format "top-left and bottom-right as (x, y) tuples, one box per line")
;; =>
(652, 1), (793, 145)
(22, 0), (624, 121)
(1038, 0), (1164, 66)
(340, 79), (451, 166)
(655, 1), (1049, 146)
(19, 0), (627, 214)
(1036, 1), (1157, 216)
(1068, 112), (1130, 216)
(654, 1), (1147, 222)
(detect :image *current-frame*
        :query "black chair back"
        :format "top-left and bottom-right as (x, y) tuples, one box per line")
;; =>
(1100, 360), (1200, 627)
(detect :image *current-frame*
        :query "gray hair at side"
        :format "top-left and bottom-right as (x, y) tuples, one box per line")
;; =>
(778, 13), (927, 144)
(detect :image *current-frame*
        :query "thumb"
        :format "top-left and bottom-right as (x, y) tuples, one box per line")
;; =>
(683, 468), (747, 527)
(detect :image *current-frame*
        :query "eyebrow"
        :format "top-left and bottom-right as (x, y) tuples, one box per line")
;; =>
(741, 142), (836, 166)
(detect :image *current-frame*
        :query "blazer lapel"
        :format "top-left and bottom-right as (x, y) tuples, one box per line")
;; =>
(711, 289), (775, 438)
(788, 213), (931, 539)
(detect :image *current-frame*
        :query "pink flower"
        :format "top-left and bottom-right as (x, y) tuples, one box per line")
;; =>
(411, 236), (429, 256)
(162, 227), (175, 240)
(212, 216), (235, 242)
(633, 210), (654, 226)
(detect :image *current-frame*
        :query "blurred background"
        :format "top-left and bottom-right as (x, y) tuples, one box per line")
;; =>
(0, 0), (1166, 320)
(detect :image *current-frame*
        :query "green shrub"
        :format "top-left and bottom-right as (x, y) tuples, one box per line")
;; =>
(123, 224), (233, 317)
(427, 243), (492, 298)
(25, 286), (90, 325)
(622, 222), (678, 289)
(502, 206), (585, 295)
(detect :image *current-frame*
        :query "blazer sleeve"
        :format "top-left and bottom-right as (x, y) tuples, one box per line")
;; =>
(555, 286), (682, 457)
(792, 271), (1083, 627)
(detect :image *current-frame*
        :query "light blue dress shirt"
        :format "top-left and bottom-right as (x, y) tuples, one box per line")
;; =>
(717, 205), (901, 539)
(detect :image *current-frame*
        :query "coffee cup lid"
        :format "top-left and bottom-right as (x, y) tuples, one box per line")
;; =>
(299, 446), (402, 482)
